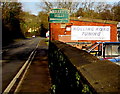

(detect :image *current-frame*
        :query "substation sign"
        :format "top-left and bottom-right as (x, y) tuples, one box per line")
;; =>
(49, 9), (69, 23)
(71, 26), (110, 40)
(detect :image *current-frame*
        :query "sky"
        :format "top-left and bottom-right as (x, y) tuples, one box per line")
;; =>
(19, 0), (120, 16)
(21, 2), (41, 15)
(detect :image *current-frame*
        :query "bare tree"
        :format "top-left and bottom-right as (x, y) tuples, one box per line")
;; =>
(111, 1), (120, 21)
(39, 0), (79, 14)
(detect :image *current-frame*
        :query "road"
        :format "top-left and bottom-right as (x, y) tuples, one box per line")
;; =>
(16, 38), (51, 93)
(1, 37), (47, 92)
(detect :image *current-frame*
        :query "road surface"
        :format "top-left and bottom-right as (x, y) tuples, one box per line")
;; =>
(1, 37), (51, 93)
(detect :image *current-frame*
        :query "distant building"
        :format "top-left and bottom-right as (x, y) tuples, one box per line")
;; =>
(28, 28), (32, 32)
(46, 31), (49, 38)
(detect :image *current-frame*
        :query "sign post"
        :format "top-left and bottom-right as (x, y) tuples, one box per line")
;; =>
(49, 9), (69, 23)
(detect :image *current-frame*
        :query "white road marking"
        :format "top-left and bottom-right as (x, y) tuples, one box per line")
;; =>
(14, 51), (37, 92)
(2, 40), (41, 93)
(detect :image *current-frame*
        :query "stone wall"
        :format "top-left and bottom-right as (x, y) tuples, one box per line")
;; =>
(49, 40), (120, 94)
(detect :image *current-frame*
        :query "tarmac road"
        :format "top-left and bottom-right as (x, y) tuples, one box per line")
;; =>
(1, 37), (44, 92)
(16, 38), (51, 93)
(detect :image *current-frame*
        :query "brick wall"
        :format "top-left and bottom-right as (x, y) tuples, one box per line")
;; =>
(50, 20), (118, 43)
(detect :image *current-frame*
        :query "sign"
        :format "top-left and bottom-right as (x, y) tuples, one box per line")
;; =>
(60, 23), (66, 28)
(117, 22), (120, 27)
(66, 27), (71, 31)
(71, 26), (110, 40)
(49, 9), (69, 23)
